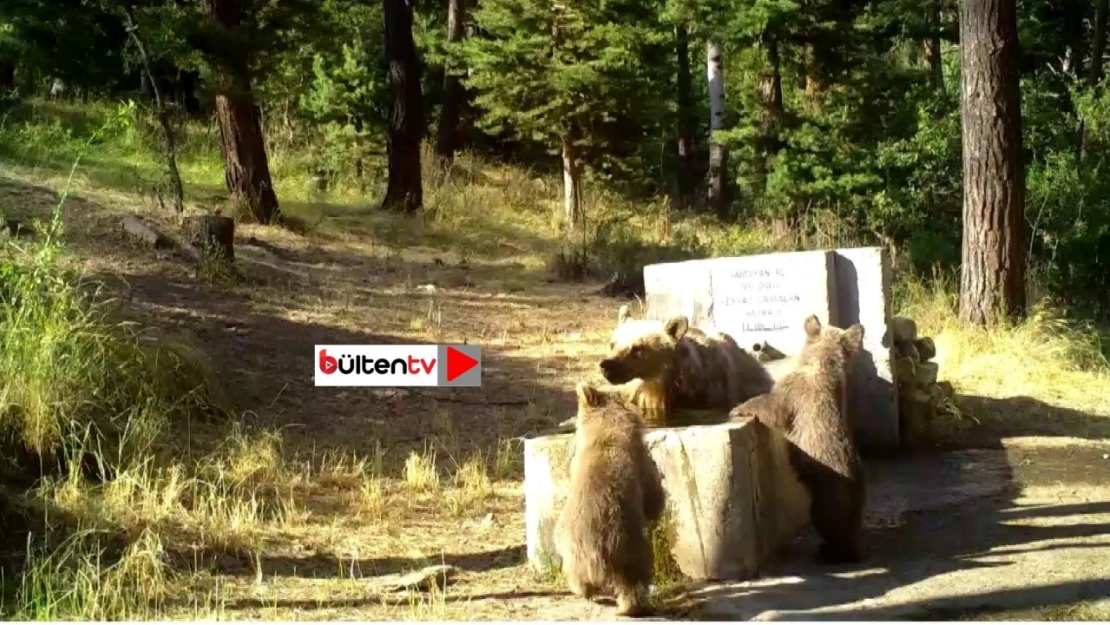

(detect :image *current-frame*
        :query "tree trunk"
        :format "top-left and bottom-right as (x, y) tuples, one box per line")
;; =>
(202, 0), (279, 224)
(178, 69), (202, 116)
(383, 0), (425, 213)
(675, 24), (695, 208)
(756, 31), (784, 199)
(1066, 0), (1088, 78)
(435, 0), (467, 168)
(957, 0), (1026, 325)
(706, 39), (729, 219)
(562, 135), (582, 235)
(183, 214), (236, 263)
(924, 0), (944, 91)
(803, 43), (825, 114)
(759, 33), (784, 155)
(0, 62), (14, 90)
(1078, 0), (1102, 160)
(1090, 0), (1108, 88)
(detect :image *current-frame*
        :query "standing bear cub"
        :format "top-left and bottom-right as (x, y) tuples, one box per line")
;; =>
(556, 380), (666, 617)
(599, 305), (773, 427)
(729, 315), (867, 564)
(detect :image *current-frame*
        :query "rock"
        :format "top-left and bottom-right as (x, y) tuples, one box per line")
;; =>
(382, 564), (457, 592)
(890, 316), (918, 344)
(525, 418), (810, 582)
(916, 361), (939, 387)
(894, 340), (921, 363)
(914, 336), (936, 361)
(893, 357), (917, 384)
(900, 388), (936, 450)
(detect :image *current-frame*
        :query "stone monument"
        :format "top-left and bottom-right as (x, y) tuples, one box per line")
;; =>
(642, 246), (899, 452)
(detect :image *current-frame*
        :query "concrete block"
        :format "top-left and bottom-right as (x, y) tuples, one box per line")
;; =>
(834, 246), (900, 453)
(524, 419), (810, 582)
(643, 259), (713, 328)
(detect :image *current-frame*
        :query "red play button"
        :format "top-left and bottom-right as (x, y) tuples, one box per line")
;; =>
(446, 347), (479, 382)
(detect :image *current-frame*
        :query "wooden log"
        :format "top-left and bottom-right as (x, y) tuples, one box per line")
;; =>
(121, 215), (174, 250)
(182, 215), (235, 262)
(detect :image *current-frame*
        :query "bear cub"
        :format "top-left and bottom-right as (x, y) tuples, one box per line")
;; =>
(600, 305), (773, 427)
(555, 380), (666, 617)
(729, 315), (867, 564)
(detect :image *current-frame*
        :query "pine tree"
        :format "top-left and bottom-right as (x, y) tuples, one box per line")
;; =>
(382, 0), (425, 214)
(198, 0), (280, 223)
(463, 0), (666, 235)
(958, 0), (1026, 325)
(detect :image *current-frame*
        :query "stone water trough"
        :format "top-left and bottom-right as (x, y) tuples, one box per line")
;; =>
(525, 246), (899, 583)
(524, 417), (811, 582)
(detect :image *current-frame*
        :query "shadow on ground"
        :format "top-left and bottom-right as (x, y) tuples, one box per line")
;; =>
(676, 443), (1110, 620)
(954, 394), (1110, 444)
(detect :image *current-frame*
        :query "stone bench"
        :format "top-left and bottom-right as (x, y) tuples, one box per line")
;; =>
(524, 417), (811, 582)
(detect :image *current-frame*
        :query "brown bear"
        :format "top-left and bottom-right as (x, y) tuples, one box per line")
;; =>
(599, 305), (773, 427)
(729, 315), (867, 564)
(555, 380), (666, 617)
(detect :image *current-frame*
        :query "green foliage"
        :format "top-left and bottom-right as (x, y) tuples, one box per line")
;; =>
(463, 0), (671, 187)
(4, 0), (1110, 311)
(0, 196), (224, 481)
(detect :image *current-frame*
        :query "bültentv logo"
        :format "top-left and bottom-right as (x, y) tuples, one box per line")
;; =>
(314, 344), (481, 387)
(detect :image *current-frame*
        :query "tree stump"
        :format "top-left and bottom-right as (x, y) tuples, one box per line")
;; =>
(182, 215), (235, 262)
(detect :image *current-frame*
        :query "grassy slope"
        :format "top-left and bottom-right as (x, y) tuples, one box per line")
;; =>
(0, 98), (1108, 619)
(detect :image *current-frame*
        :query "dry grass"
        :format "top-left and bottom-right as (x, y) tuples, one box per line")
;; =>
(897, 273), (1110, 441)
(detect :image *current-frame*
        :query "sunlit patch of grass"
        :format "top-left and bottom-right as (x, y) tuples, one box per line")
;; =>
(896, 272), (1110, 439)
(403, 449), (440, 494)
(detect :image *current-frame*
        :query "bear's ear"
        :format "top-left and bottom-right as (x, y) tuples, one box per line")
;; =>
(842, 324), (865, 355)
(803, 315), (822, 340)
(617, 305), (632, 325)
(576, 381), (603, 408)
(664, 316), (689, 340)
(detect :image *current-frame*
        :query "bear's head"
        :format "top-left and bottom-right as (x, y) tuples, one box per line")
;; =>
(799, 314), (865, 367)
(599, 305), (688, 384)
(574, 380), (643, 431)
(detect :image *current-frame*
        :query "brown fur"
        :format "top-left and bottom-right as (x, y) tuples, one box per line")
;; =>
(555, 381), (666, 617)
(599, 305), (773, 426)
(730, 315), (867, 564)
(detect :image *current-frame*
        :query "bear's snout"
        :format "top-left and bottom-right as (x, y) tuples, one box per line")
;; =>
(599, 359), (630, 383)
